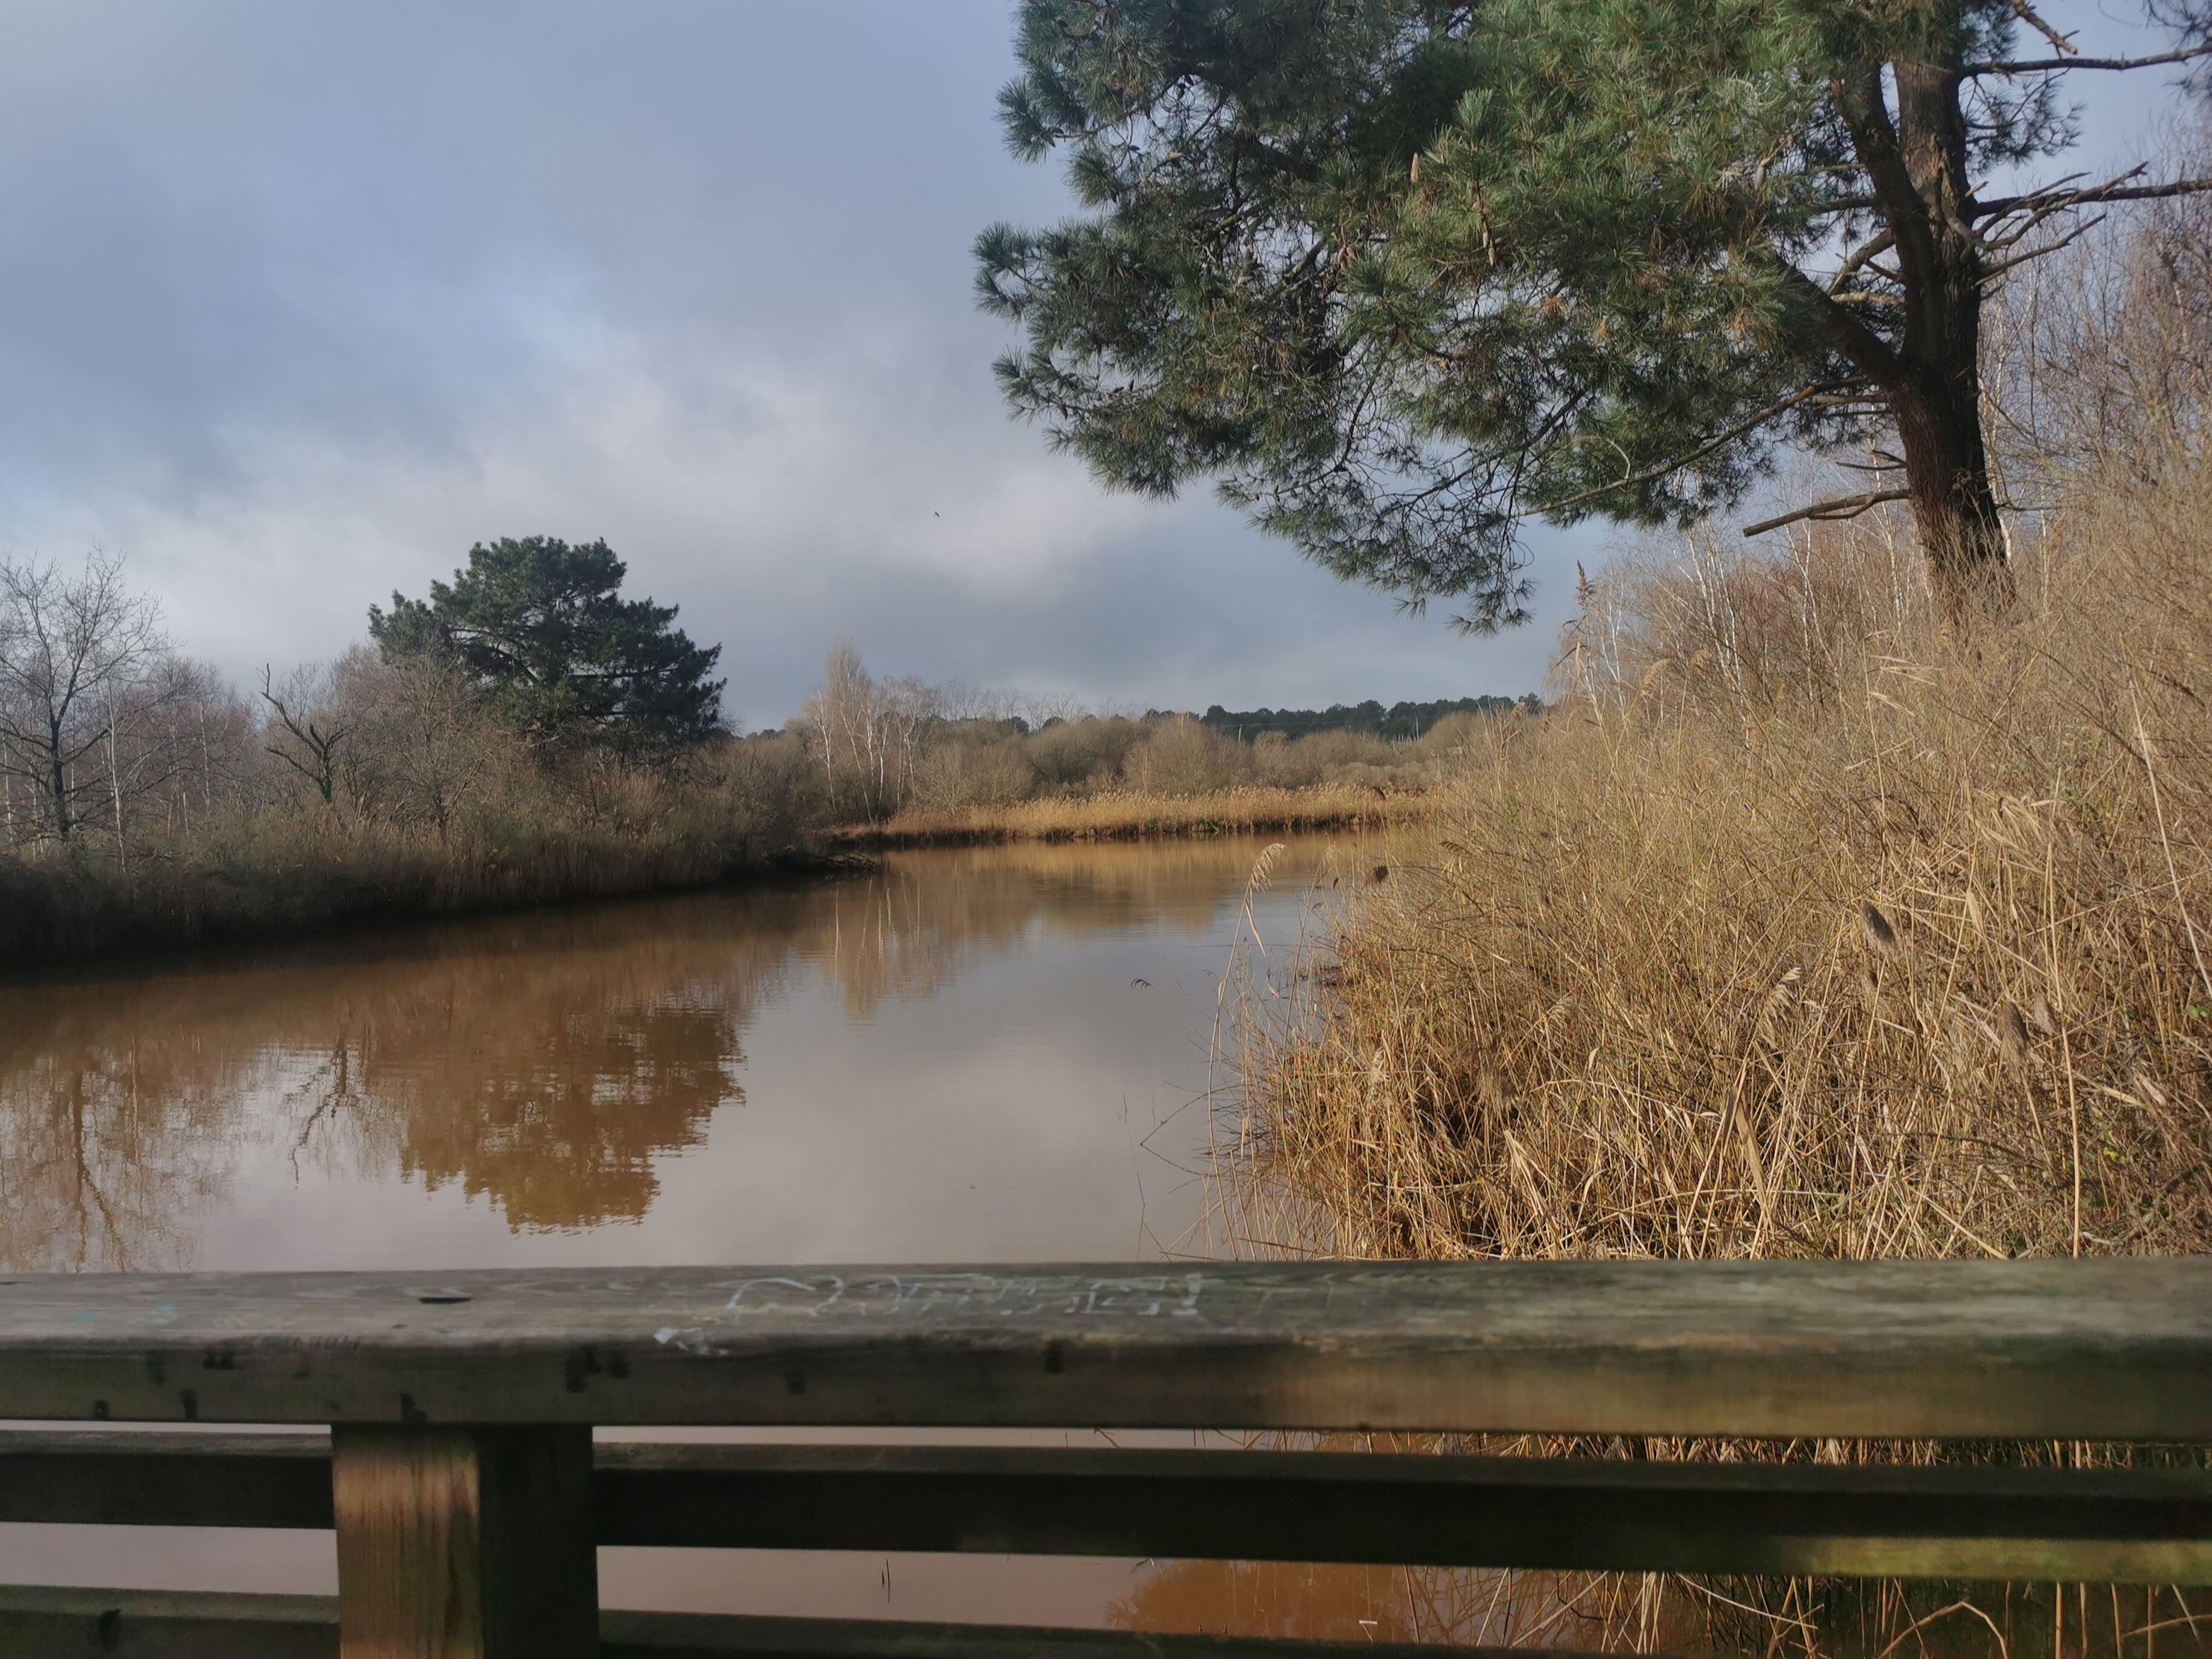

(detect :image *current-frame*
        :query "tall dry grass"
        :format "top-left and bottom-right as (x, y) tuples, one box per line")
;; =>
(1207, 451), (2212, 1654)
(1222, 453), (2212, 1273)
(857, 782), (1430, 846)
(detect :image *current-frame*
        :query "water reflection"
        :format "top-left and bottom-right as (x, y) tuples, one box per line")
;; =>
(0, 915), (783, 1263)
(1112, 1561), (1452, 1643)
(1108, 1564), (2212, 1654)
(0, 838), (1341, 1271)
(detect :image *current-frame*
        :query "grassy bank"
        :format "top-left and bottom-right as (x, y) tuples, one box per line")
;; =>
(843, 782), (1431, 847)
(0, 743), (830, 975)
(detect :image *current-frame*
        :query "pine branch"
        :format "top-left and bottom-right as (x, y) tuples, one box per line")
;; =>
(1779, 263), (1905, 391)
(1526, 382), (1836, 520)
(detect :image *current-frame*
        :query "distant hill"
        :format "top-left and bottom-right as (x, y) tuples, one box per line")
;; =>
(1174, 695), (1539, 743)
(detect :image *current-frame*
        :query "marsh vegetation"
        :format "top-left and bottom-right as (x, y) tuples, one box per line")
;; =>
(1206, 132), (2212, 1659)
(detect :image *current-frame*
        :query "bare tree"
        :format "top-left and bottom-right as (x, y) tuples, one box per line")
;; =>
(262, 663), (350, 810)
(337, 648), (502, 841)
(800, 640), (870, 799)
(1985, 129), (2212, 490)
(798, 643), (940, 819)
(0, 555), (172, 845)
(101, 656), (224, 870)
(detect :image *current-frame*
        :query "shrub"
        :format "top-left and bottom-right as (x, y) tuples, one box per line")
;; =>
(1124, 715), (1251, 796)
(912, 737), (1038, 812)
(1025, 715), (1144, 790)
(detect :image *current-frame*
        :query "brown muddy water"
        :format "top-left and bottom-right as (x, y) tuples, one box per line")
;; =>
(0, 838), (1342, 1273)
(0, 835), (1467, 1642)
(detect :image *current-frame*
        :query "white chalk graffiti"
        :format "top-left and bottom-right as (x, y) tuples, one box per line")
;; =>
(711, 1272), (1207, 1321)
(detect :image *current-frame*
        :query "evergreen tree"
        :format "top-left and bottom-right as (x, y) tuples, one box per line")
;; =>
(369, 537), (724, 748)
(978, 0), (2212, 626)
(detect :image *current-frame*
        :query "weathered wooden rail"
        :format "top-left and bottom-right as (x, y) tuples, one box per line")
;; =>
(0, 1259), (2207, 1656)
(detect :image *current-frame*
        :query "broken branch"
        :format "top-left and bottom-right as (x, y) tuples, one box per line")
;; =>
(1971, 44), (2212, 75)
(1742, 489), (1912, 537)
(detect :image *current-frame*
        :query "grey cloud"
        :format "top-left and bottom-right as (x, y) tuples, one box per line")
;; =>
(0, 2), (2178, 724)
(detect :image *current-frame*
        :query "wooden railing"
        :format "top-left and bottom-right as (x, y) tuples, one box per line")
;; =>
(0, 1259), (2209, 1656)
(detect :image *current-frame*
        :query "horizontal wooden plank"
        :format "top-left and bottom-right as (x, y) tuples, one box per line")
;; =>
(0, 1586), (336, 1657)
(0, 1431), (331, 1528)
(3, 1432), (2210, 1583)
(595, 1609), (1619, 1659)
(0, 1591), (1617, 1659)
(590, 1443), (2212, 1586)
(0, 1261), (2207, 1436)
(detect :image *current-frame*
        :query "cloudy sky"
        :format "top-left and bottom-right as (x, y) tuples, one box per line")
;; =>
(0, 3), (2196, 728)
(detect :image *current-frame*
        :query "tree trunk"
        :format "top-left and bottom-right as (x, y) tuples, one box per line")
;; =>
(106, 702), (126, 876)
(1893, 371), (2010, 621)
(1889, 49), (2011, 622)
(1830, 25), (2015, 627)
(47, 740), (69, 841)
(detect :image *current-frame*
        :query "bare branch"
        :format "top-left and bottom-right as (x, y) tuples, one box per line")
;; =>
(1742, 489), (1911, 537)
(1976, 173), (2212, 219)
(1828, 228), (1897, 294)
(1970, 45), (2212, 75)
(1978, 213), (2105, 284)
(2003, 0), (2076, 55)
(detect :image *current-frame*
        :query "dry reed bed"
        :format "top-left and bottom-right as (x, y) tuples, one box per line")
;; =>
(0, 793), (817, 974)
(1224, 458), (2212, 1271)
(851, 783), (1432, 847)
(1206, 459), (2212, 1655)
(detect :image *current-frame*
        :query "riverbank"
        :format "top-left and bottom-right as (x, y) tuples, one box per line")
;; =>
(835, 783), (1431, 848)
(0, 817), (860, 977)
(1222, 449), (2212, 1270)
(0, 776), (1421, 977)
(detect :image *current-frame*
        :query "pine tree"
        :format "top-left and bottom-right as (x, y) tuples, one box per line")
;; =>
(978, 0), (2212, 627)
(369, 537), (724, 748)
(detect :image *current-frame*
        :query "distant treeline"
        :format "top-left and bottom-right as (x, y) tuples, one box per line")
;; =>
(1187, 695), (1540, 742)
(0, 519), (1546, 968)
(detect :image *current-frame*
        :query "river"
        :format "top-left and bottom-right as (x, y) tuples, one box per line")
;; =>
(0, 835), (1489, 1642)
(0, 839), (1339, 1273)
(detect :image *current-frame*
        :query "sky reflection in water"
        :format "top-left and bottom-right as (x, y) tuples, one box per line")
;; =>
(0, 837), (1357, 1274)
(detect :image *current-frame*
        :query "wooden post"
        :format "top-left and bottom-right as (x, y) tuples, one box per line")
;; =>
(331, 1424), (596, 1659)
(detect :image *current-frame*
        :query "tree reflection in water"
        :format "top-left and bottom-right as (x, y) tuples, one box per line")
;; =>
(0, 838), (1335, 1269)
